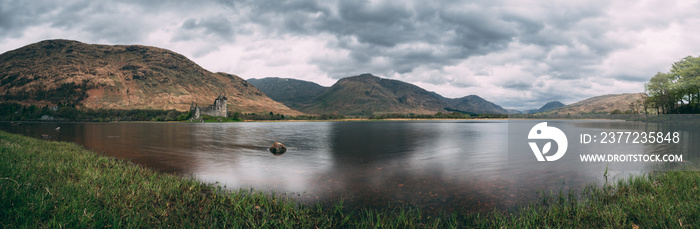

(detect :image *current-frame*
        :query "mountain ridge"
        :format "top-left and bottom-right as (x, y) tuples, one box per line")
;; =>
(248, 73), (509, 115)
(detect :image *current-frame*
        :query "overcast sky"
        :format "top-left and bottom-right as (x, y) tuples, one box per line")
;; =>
(2, 0), (699, 110)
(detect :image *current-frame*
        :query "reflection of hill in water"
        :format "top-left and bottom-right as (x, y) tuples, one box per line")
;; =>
(328, 121), (427, 163)
(0, 122), (203, 174)
(75, 123), (201, 174)
(310, 121), (529, 212)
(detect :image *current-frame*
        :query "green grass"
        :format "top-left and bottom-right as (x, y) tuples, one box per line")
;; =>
(1, 130), (699, 228)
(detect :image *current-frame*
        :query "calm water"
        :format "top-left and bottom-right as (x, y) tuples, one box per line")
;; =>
(2, 120), (698, 212)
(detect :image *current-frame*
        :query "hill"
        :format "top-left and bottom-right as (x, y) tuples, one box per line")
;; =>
(300, 74), (447, 115)
(0, 40), (302, 115)
(506, 109), (522, 114)
(547, 93), (646, 114)
(441, 95), (509, 115)
(250, 73), (508, 115)
(247, 77), (328, 109)
(528, 101), (565, 114)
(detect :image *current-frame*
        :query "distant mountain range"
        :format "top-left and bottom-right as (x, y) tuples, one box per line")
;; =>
(248, 75), (646, 116)
(0, 39), (302, 115)
(248, 74), (509, 115)
(509, 94), (646, 115)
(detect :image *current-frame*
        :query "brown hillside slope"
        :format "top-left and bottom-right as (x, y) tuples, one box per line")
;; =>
(0, 39), (302, 115)
(547, 93), (646, 114)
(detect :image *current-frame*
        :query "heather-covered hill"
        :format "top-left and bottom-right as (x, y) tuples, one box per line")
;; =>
(0, 40), (302, 115)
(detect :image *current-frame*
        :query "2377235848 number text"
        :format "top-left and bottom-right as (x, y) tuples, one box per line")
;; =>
(579, 132), (680, 144)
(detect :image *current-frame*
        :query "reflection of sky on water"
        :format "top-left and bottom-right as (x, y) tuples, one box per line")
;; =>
(1, 120), (697, 212)
(191, 122), (334, 193)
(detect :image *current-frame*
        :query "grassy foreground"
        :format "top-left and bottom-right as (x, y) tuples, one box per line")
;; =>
(1, 131), (699, 228)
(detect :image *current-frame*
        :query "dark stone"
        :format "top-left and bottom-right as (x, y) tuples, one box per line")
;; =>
(269, 142), (287, 155)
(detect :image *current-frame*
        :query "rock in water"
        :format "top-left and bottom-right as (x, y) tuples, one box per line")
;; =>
(269, 142), (287, 155)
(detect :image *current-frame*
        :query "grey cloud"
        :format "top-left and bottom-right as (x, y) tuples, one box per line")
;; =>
(438, 8), (516, 50)
(195, 16), (234, 39)
(232, 0), (331, 34)
(448, 81), (474, 88)
(81, 17), (147, 44)
(172, 15), (235, 57)
(234, 0), (530, 77)
(234, 0), (628, 82)
(174, 15), (234, 41)
(48, 2), (94, 30)
(426, 76), (475, 88)
(0, 0), (167, 44)
(0, 0), (63, 38)
(333, 1), (416, 47)
(616, 75), (654, 82)
(337, 1), (412, 25)
(501, 81), (533, 90)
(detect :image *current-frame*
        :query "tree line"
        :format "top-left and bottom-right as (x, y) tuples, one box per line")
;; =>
(0, 103), (190, 122)
(645, 55), (700, 114)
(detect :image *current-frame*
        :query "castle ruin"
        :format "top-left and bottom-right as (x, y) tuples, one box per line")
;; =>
(190, 94), (227, 120)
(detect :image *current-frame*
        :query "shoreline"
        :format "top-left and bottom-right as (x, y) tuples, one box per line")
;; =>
(3, 117), (626, 124)
(1, 118), (504, 124)
(242, 117), (507, 122)
(2, 130), (698, 227)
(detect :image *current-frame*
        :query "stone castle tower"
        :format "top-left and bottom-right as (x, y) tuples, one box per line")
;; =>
(190, 94), (227, 120)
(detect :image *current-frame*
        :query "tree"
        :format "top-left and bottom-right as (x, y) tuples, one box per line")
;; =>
(645, 72), (674, 114)
(671, 56), (700, 111)
(645, 55), (700, 114)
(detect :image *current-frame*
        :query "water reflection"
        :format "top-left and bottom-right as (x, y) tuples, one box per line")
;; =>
(1, 120), (697, 212)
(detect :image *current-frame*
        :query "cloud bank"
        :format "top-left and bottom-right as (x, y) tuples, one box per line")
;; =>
(2, 0), (699, 110)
